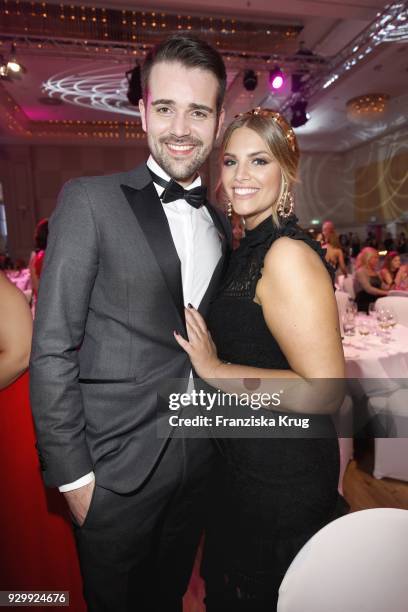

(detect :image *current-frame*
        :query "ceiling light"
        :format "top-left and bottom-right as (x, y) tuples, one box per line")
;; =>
(0, 59), (8, 80)
(243, 69), (258, 91)
(290, 98), (309, 128)
(346, 93), (390, 124)
(268, 66), (284, 90)
(0, 44), (26, 80)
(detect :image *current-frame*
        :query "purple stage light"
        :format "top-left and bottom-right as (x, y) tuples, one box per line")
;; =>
(271, 74), (284, 89)
(269, 67), (284, 91)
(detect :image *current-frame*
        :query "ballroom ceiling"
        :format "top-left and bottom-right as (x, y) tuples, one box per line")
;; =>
(0, 0), (407, 151)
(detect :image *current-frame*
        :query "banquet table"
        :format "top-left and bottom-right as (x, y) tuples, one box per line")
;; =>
(343, 317), (408, 399)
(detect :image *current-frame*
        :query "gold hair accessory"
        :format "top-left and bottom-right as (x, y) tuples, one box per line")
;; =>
(234, 107), (298, 153)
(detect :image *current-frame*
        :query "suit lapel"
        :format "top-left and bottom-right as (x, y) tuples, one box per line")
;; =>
(120, 181), (185, 328)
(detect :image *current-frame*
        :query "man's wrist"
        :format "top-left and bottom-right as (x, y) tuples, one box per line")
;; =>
(59, 471), (95, 492)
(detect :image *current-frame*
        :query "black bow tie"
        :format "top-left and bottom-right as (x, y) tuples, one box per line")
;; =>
(148, 168), (207, 209)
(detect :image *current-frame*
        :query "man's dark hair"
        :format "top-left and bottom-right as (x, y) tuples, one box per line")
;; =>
(141, 35), (226, 115)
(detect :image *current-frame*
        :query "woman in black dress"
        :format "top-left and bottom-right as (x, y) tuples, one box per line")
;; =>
(175, 108), (346, 610)
(354, 246), (388, 312)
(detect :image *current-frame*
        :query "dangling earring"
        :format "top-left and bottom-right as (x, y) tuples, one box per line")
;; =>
(227, 201), (233, 218)
(277, 178), (294, 219)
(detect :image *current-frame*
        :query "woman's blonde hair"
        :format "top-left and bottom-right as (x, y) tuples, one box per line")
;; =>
(327, 232), (341, 249)
(217, 108), (300, 226)
(355, 246), (378, 270)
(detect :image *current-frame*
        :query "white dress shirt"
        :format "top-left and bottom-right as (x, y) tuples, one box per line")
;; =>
(59, 156), (222, 492)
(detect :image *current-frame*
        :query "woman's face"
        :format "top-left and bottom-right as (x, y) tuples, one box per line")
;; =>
(391, 255), (401, 271)
(222, 126), (282, 230)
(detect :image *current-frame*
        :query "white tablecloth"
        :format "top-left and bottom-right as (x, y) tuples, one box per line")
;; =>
(343, 319), (408, 398)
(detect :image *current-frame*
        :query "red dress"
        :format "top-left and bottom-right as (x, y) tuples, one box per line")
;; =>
(0, 373), (86, 610)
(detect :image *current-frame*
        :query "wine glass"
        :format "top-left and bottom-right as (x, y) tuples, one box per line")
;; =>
(357, 320), (370, 336)
(376, 308), (390, 342)
(385, 308), (397, 333)
(368, 303), (377, 318)
(342, 312), (356, 337)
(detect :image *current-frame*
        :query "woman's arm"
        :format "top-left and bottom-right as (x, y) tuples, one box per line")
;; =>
(0, 272), (33, 389)
(176, 237), (345, 413)
(256, 237), (344, 378)
(336, 248), (348, 277)
(380, 269), (394, 291)
(355, 268), (388, 296)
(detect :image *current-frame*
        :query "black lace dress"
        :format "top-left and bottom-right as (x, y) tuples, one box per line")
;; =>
(202, 214), (346, 611)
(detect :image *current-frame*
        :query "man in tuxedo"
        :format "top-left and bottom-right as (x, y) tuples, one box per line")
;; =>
(30, 35), (230, 611)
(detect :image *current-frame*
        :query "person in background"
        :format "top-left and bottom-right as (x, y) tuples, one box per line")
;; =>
(29, 218), (49, 298)
(364, 230), (378, 249)
(397, 232), (407, 255)
(383, 231), (395, 252)
(324, 232), (348, 277)
(380, 251), (401, 291)
(395, 263), (408, 291)
(322, 220), (335, 243)
(354, 246), (388, 312)
(339, 233), (349, 250)
(6, 258), (31, 294)
(351, 233), (361, 258)
(0, 271), (32, 390)
(339, 234), (351, 269)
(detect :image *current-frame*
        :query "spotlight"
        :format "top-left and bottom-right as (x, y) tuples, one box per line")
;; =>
(269, 66), (284, 90)
(290, 98), (309, 128)
(243, 69), (258, 91)
(6, 44), (25, 76)
(0, 58), (9, 80)
(126, 64), (142, 106)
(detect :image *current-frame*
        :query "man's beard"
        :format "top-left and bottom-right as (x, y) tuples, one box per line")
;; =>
(148, 134), (213, 182)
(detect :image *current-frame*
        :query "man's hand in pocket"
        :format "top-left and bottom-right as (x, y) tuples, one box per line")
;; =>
(63, 480), (95, 527)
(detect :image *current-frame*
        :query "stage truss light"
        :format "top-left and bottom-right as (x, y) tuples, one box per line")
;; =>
(243, 69), (258, 91)
(269, 66), (284, 90)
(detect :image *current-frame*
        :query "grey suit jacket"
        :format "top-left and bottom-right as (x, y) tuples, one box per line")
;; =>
(29, 163), (231, 493)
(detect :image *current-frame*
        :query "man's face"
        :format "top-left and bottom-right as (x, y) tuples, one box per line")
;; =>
(139, 61), (224, 186)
